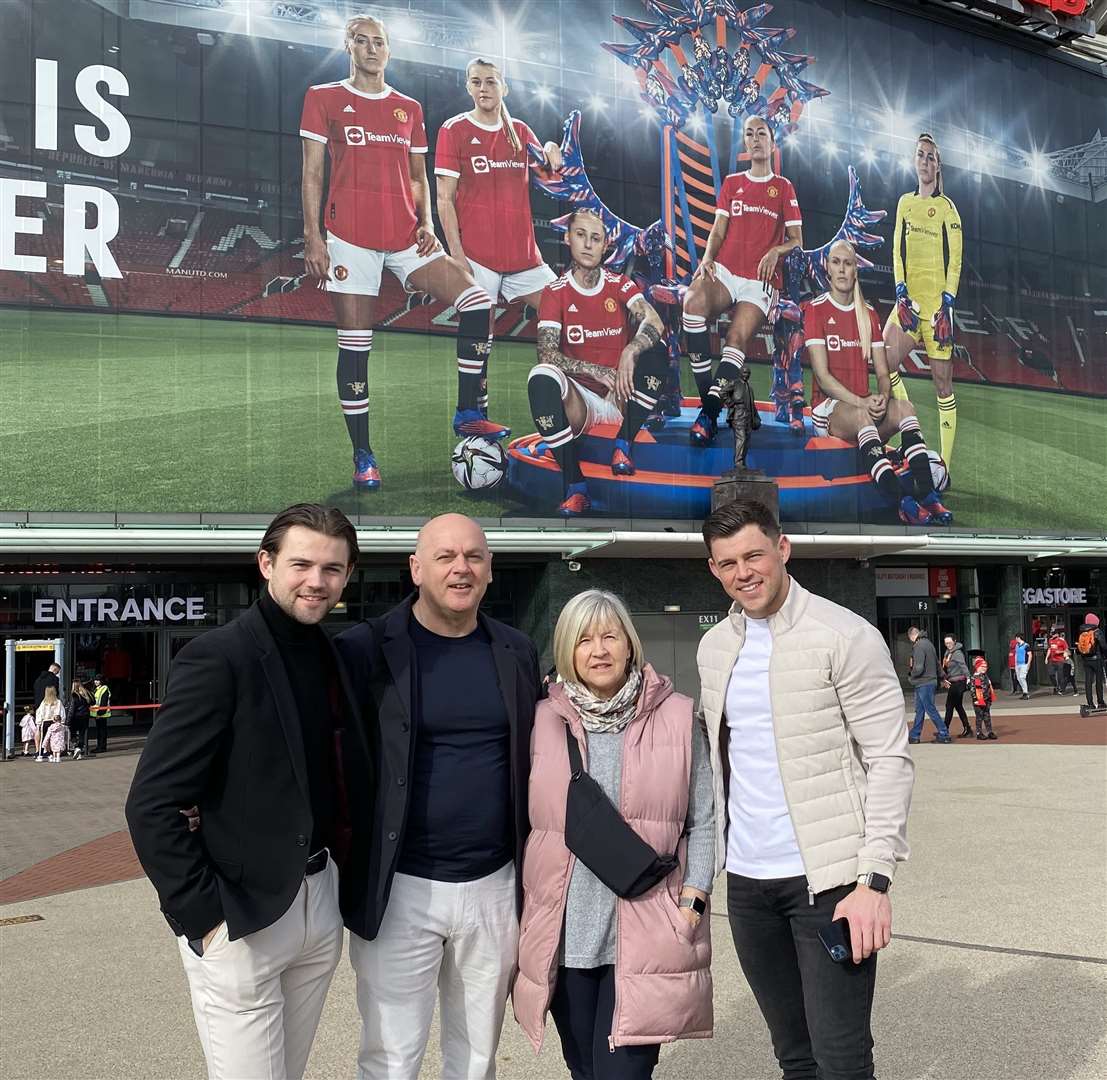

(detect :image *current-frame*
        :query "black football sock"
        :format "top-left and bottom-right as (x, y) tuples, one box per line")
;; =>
(899, 416), (933, 499)
(704, 346), (745, 421)
(528, 365), (582, 493)
(620, 346), (668, 444)
(336, 329), (371, 453)
(683, 312), (713, 406)
(857, 424), (901, 504)
(455, 286), (492, 412)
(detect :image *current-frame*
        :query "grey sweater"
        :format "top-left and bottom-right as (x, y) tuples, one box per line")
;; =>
(561, 719), (715, 969)
(943, 643), (969, 681)
(909, 635), (939, 686)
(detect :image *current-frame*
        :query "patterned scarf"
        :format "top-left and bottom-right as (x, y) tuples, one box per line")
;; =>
(561, 669), (642, 735)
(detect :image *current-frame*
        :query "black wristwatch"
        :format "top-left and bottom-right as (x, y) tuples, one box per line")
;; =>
(857, 872), (891, 894)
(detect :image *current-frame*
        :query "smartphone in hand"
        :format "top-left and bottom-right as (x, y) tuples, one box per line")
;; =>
(818, 917), (852, 963)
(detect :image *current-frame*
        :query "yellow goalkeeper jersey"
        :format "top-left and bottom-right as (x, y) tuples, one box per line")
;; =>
(892, 191), (962, 303)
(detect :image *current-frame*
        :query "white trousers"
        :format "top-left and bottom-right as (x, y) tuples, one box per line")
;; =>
(177, 859), (343, 1080)
(1015, 662), (1030, 694)
(349, 861), (518, 1080)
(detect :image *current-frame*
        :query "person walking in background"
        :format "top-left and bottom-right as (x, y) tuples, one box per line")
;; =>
(68, 680), (92, 760)
(1006, 637), (1019, 696)
(941, 635), (972, 738)
(90, 676), (112, 754)
(970, 658), (998, 740)
(32, 662), (61, 711)
(513, 590), (715, 1078)
(35, 687), (65, 762)
(907, 627), (951, 744)
(697, 500), (914, 1080)
(44, 710), (69, 763)
(1012, 634), (1033, 700)
(20, 705), (37, 756)
(1062, 647), (1078, 696)
(1075, 613), (1107, 710)
(1047, 628), (1071, 695)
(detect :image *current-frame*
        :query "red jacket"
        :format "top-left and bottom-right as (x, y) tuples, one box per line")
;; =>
(971, 673), (996, 708)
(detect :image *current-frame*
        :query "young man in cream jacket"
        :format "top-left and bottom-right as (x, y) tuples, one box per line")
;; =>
(697, 498), (914, 1080)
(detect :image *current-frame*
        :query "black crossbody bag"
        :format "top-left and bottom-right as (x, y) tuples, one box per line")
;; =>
(563, 725), (678, 899)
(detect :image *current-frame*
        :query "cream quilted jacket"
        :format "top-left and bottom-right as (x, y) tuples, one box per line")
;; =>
(698, 577), (914, 896)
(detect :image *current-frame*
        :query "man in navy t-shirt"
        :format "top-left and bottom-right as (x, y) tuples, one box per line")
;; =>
(337, 514), (541, 1079)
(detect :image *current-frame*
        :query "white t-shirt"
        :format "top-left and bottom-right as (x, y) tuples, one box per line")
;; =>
(725, 616), (805, 878)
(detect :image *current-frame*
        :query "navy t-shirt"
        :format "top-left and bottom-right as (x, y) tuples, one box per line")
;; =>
(398, 616), (512, 882)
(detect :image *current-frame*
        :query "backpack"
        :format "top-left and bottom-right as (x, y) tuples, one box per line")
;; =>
(1076, 629), (1097, 656)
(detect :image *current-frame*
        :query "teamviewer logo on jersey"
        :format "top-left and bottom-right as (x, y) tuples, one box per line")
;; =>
(566, 325), (585, 345)
(344, 126), (367, 146)
(827, 334), (841, 351)
(471, 156), (490, 174)
(730, 199), (743, 216)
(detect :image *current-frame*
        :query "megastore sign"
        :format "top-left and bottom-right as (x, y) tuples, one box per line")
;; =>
(1021, 588), (1087, 606)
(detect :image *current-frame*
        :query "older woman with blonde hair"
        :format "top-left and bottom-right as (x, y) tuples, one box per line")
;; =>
(513, 590), (715, 1079)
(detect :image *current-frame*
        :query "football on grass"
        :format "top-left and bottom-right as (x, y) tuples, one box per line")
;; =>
(451, 436), (507, 491)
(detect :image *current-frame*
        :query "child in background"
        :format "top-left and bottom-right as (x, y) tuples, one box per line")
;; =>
(44, 713), (69, 763)
(971, 656), (998, 741)
(20, 706), (37, 756)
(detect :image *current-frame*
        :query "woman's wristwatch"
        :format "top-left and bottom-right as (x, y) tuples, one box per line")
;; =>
(679, 895), (707, 916)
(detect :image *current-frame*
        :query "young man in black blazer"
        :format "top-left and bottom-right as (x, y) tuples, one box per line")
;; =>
(336, 513), (541, 1080)
(126, 504), (370, 1080)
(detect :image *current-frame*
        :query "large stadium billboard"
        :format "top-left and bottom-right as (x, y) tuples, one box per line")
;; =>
(1, 0), (1104, 533)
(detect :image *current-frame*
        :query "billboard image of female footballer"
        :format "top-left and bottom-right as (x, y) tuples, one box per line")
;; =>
(525, 209), (669, 516)
(435, 58), (564, 440)
(883, 133), (963, 470)
(300, 15), (496, 491)
(681, 115), (802, 447)
(806, 241), (953, 525)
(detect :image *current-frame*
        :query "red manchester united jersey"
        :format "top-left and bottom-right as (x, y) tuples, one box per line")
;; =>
(803, 294), (884, 408)
(300, 80), (428, 252)
(537, 271), (643, 395)
(434, 113), (543, 274)
(715, 171), (801, 289)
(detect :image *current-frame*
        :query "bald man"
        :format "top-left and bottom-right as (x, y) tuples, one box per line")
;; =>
(336, 514), (541, 1079)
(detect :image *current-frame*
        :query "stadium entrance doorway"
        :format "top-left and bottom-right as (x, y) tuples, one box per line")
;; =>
(71, 629), (158, 732)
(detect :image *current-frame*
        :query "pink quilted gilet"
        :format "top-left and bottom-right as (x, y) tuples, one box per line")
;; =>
(512, 664), (713, 1051)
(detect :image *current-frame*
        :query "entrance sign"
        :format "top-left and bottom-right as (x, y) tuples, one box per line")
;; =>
(33, 596), (207, 625)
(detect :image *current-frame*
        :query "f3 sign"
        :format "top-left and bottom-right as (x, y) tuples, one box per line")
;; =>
(0, 60), (130, 278)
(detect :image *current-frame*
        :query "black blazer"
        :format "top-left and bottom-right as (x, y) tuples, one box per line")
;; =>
(336, 594), (541, 941)
(125, 602), (369, 942)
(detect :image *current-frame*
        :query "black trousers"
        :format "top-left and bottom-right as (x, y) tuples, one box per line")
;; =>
(94, 714), (108, 753)
(70, 721), (88, 753)
(943, 679), (969, 731)
(727, 874), (877, 1080)
(550, 965), (661, 1080)
(1084, 660), (1106, 707)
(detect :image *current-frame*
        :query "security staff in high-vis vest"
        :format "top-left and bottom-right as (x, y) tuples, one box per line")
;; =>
(91, 675), (112, 754)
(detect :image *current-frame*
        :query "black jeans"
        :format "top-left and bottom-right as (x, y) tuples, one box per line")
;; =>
(1048, 662), (1066, 692)
(943, 679), (969, 731)
(94, 715), (108, 753)
(550, 965), (661, 1080)
(1084, 660), (1106, 707)
(727, 873), (877, 1080)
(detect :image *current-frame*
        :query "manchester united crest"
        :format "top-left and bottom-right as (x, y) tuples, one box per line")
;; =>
(604, 298), (617, 313)
(334, 265), (349, 281)
(927, 206), (936, 217)
(768, 185), (778, 198)
(393, 107), (408, 123)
